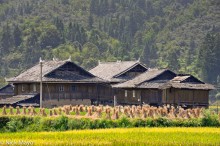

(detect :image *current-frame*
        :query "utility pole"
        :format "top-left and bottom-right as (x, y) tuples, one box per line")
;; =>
(39, 57), (43, 108)
(114, 95), (117, 107)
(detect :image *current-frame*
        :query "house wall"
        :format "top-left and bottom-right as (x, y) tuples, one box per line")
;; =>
(42, 99), (91, 108)
(164, 88), (209, 107)
(15, 83), (39, 95)
(141, 89), (162, 105)
(116, 89), (141, 105)
(14, 83), (113, 107)
(115, 88), (162, 106)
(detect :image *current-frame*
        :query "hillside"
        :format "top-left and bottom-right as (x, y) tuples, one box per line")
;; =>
(0, 0), (219, 87)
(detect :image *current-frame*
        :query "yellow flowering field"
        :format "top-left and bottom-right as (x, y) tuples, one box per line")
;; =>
(0, 128), (219, 146)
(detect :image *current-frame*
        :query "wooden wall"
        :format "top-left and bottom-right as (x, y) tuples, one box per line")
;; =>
(116, 89), (141, 105)
(141, 89), (162, 105)
(15, 83), (39, 95)
(42, 99), (91, 108)
(115, 89), (162, 106)
(164, 88), (209, 106)
(14, 83), (113, 106)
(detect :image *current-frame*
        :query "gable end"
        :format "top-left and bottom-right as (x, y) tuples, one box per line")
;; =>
(114, 63), (147, 79)
(45, 62), (94, 78)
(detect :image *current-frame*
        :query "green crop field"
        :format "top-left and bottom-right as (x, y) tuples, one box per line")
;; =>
(0, 128), (219, 146)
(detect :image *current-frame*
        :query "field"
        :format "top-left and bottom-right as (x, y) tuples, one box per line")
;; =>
(0, 128), (219, 145)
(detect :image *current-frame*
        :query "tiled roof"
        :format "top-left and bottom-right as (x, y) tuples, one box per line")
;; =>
(6, 60), (105, 83)
(113, 69), (169, 88)
(7, 60), (66, 82)
(113, 69), (215, 90)
(89, 61), (147, 82)
(0, 94), (38, 104)
(160, 82), (215, 90)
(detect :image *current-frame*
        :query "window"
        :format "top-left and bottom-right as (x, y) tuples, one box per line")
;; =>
(59, 85), (64, 92)
(22, 85), (25, 92)
(133, 90), (135, 98)
(125, 90), (128, 97)
(33, 84), (37, 92)
(71, 85), (77, 92)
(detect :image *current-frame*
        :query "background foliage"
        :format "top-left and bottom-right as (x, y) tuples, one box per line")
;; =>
(0, 0), (219, 89)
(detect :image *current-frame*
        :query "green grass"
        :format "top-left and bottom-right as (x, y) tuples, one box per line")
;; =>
(0, 128), (219, 145)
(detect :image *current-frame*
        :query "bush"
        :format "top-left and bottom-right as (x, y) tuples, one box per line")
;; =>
(68, 118), (84, 130)
(96, 119), (114, 129)
(132, 119), (147, 127)
(39, 117), (54, 131)
(155, 117), (173, 127)
(6, 119), (19, 132)
(202, 110), (219, 127)
(5, 116), (35, 132)
(0, 116), (10, 130)
(0, 113), (219, 132)
(117, 117), (131, 128)
(145, 118), (155, 127)
(52, 116), (68, 131)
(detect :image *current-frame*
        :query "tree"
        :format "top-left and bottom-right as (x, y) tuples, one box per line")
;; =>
(88, 14), (94, 29)
(13, 25), (22, 47)
(198, 32), (220, 83)
(39, 26), (61, 49)
(1, 23), (13, 53)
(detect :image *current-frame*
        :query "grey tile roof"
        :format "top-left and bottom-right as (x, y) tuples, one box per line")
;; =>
(89, 61), (147, 82)
(160, 82), (215, 90)
(0, 94), (37, 104)
(113, 69), (168, 88)
(113, 70), (215, 90)
(7, 60), (66, 82)
(6, 60), (105, 83)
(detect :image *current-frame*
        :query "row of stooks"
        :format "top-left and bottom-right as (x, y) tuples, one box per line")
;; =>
(1, 104), (216, 120)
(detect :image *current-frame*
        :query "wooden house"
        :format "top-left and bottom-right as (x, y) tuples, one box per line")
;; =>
(0, 59), (110, 107)
(0, 59), (215, 108)
(113, 69), (214, 108)
(159, 75), (215, 107)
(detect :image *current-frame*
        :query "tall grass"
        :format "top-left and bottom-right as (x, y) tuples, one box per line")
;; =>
(0, 128), (219, 145)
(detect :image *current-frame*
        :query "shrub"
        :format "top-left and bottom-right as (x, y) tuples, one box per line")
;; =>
(6, 119), (18, 132)
(132, 119), (147, 127)
(6, 118), (22, 132)
(39, 117), (54, 131)
(24, 117), (41, 132)
(0, 116), (10, 130)
(117, 117), (131, 128)
(183, 118), (201, 127)
(96, 119), (113, 129)
(52, 116), (69, 131)
(202, 110), (219, 127)
(145, 118), (155, 127)
(155, 117), (172, 127)
(68, 118), (84, 130)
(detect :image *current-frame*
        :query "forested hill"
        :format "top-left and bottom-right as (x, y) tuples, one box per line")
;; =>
(0, 0), (219, 87)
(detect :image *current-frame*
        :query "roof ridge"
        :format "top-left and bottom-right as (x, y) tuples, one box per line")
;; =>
(99, 60), (138, 64)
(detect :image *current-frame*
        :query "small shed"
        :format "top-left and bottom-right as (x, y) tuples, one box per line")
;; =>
(160, 75), (215, 107)
(113, 70), (214, 107)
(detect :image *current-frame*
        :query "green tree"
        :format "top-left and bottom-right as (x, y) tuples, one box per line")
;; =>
(1, 24), (13, 53)
(198, 32), (220, 83)
(13, 25), (22, 47)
